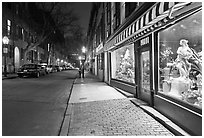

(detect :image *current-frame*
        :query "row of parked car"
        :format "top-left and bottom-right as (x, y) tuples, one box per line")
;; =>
(17, 63), (73, 78)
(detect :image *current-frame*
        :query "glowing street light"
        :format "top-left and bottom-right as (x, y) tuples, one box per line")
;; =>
(2, 36), (9, 77)
(81, 46), (86, 78)
(3, 36), (9, 45)
(57, 58), (60, 65)
(82, 46), (86, 53)
(78, 56), (82, 66)
(81, 46), (87, 61)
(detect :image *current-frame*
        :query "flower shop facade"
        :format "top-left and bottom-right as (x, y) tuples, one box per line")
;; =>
(104, 2), (202, 135)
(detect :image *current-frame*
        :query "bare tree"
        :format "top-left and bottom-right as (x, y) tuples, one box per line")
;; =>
(23, 2), (81, 63)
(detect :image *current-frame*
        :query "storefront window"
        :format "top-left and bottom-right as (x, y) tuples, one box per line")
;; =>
(111, 44), (135, 83)
(98, 53), (104, 70)
(158, 11), (202, 108)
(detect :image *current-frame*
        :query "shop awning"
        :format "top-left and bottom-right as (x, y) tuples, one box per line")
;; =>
(105, 2), (192, 51)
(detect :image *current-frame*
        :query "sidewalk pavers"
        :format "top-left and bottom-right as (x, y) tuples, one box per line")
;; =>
(61, 72), (175, 136)
(68, 98), (173, 136)
(69, 82), (125, 103)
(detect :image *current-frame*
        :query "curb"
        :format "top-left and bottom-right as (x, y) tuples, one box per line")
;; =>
(58, 77), (77, 136)
(129, 98), (190, 136)
(2, 76), (18, 80)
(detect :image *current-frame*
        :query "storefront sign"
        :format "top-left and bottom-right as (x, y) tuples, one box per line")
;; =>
(113, 2), (190, 47)
(96, 43), (103, 53)
(140, 37), (149, 46)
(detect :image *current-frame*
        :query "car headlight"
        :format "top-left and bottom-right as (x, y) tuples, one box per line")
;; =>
(17, 68), (22, 72)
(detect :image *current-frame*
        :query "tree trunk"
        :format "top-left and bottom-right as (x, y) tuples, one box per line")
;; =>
(23, 49), (29, 64)
(22, 36), (46, 65)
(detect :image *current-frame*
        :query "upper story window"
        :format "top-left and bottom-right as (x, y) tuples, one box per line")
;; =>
(125, 2), (138, 18)
(7, 20), (11, 36)
(22, 28), (25, 41)
(96, 25), (101, 46)
(114, 2), (121, 31)
(106, 3), (111, 38)
(15, 4), (19, 15)
(16, 25), (23, 39)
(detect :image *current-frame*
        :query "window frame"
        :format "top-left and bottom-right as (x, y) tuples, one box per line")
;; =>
(110, 43), (135, 84)
(155, 9), (202, 114)
(106, 3), (111, 38)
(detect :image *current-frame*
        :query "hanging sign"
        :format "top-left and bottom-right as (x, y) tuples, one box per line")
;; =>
(96, 43), (103, 53)
(140, 36), (150, 46)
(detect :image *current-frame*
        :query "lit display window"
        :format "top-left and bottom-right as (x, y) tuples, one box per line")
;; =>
(111, 44), (135, 84)
(158, 11), (202, 108)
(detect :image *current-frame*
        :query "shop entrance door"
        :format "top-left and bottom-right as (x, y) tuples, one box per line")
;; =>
(138, 47), (151, 104)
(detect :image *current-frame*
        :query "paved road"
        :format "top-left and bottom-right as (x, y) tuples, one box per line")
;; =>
(2, 70), (78, 136)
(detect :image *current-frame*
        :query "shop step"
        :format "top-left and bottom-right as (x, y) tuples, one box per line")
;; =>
(114, 87), (135, 98)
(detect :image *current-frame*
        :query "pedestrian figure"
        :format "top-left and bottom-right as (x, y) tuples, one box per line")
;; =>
(78, 68), (81, 78)
(81, 64), (85, 78)
(78, 64), (84, 78)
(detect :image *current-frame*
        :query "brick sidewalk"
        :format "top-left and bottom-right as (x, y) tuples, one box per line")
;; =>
(59, 71), (189, 136)
(62, 72), (174, 136)
(67, 98), (174, 136)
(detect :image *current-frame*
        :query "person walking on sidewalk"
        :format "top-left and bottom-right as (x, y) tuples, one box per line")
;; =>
(78, 68), (81, 78)
(79, 64), (85, 78)
(81, 64), (85, 78)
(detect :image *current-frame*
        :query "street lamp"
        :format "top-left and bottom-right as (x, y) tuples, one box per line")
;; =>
(57, 58), (60, 65)
(78, 56), (82, 65)
(47, 43), (50, 65)
(78, 56), (82, 60)
(2, 36), (9, 77)
(82, 46), (86, 54)
(81, 46), (86, 78)
(82, 46), (87, 62)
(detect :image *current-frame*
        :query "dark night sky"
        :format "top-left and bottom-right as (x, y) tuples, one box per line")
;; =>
(71, 2), (92, 35)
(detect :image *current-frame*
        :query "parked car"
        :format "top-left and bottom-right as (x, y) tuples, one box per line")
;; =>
(63, 65), (73, 70)
(40, 63), (53, 74)
(55, 65), (63, 72)
(40, 64), (49, 74)
(17, 63), (46, 78)
(40, 63), (48, 74)
(67, 65), (74, 70)
(61, 65), (66, 71)
(50, 65), (57, 73)
(46, 65), (53, 73)
(46, 65), (53, 74)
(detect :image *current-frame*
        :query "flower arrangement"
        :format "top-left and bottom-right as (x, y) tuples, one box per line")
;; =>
(160, 45), (174, 68)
